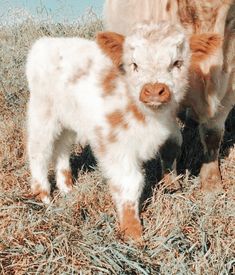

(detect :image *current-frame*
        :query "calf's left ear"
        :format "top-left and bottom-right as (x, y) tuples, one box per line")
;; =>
(96, 32), (125, 67)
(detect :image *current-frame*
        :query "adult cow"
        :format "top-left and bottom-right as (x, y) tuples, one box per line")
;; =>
(104, 0), (235, 192)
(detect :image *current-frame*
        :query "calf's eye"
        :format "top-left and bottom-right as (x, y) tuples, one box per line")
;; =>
(131, 62), (139, 72)
(173, 60), (183, 69)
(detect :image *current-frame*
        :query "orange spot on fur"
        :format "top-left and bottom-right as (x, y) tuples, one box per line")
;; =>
(96, 32), (125, 67)
(127, 103), (145, 123)
(62, 170), (73, 188)
(69, 70), (87, 84)
(102, 67), (118, 96)
(166, 1), (171, 11)
(120, 203), (142, 240)
(190, 33), (222, 64)
(108, 131), (117, 143)
(106, 110), (128, 129)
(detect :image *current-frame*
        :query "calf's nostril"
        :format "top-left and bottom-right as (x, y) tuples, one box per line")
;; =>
(144, 88), (151, 96)
(158, 88), (165, 96)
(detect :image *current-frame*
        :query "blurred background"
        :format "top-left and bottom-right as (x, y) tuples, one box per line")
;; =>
(0, 0), (104, 24)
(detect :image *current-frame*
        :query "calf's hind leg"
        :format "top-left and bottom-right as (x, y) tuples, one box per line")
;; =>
(27, 112), (60, 204)
(53, 129), (76, 194)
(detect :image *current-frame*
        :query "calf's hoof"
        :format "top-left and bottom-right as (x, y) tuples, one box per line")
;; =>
(120, 220), (143, 241)
(57, 169), (73, 194)
(200, 161), (223, 193)
(33, 190), (51, 204)
(32, 185), (51, 204)
(120, 203), (143, 241)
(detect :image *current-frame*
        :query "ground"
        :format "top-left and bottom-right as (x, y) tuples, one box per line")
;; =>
(0, 16), (234, 274)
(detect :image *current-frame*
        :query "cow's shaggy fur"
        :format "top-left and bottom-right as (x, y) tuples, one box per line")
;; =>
(104, 0), (235, 192)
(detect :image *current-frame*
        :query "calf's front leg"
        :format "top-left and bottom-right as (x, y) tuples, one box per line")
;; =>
(103, 160), (144, 240)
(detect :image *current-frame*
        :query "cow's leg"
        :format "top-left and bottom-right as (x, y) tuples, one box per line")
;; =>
(101, 158), (144, 240)
(28, 112), (60, 204)
(159, 129), (182, 190)
(53, 130), (76, 194)
(199, 87), (234, 192)
(199, 123), (224, 192)
(110, 171), (144, 240)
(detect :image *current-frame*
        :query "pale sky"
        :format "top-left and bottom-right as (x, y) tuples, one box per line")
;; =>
(0, 0), (104, 23)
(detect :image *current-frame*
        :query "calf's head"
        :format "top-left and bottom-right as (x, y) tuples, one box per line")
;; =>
(97, 22), (191, 110)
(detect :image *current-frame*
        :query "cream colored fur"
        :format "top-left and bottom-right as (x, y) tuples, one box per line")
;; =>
(26, 23), (190, 237)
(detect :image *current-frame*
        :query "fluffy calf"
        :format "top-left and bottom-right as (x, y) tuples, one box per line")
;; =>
(104, 0), (235, 192)
(26, 22), (191, 239)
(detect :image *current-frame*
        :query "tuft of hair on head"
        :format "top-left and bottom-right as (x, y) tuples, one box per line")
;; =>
(96, 31), (125, 68)
(130, 21), (186, 43)
(190, 33), (222, 64)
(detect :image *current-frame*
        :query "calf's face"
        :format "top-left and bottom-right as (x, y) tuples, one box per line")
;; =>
(97, 23), (190, 110)
(123, 23), (190, 108)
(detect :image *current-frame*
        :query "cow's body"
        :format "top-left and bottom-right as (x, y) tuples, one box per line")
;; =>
(104, 0), (235, 191)
(26, 23), (192, 239)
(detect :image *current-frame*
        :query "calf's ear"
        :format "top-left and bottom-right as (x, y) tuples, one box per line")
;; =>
(96, 32), (125, 67)
(190, 33), (222, 63)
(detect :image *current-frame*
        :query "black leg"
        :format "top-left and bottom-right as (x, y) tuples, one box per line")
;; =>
(159, 136), (182, 190)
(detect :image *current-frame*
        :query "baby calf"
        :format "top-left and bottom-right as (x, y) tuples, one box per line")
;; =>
(26, 22), (190, 239)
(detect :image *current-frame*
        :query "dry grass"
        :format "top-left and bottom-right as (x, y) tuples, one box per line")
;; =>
(0, 12), (234, 274)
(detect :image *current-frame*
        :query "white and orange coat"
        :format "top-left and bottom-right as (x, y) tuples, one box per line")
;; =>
(26, 23), (194, 239)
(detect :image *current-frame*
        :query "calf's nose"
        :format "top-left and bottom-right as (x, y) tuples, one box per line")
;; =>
(140, 83), (171, 104)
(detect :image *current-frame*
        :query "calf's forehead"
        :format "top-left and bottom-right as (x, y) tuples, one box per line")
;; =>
(124, 36), (185, 67)
(124, 22), (188, 62)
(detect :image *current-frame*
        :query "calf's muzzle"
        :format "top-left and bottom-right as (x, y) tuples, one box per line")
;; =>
(140, 83), (171, 105)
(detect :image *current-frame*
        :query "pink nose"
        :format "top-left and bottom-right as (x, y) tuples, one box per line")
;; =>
(139, 83), (171, 104)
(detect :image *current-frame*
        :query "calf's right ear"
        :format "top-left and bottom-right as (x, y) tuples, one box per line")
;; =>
(190, 33), (222, 64)
(96, 32), (125, 67)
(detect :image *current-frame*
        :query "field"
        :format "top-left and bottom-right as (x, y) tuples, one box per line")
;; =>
(0, 12), (234, 274)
